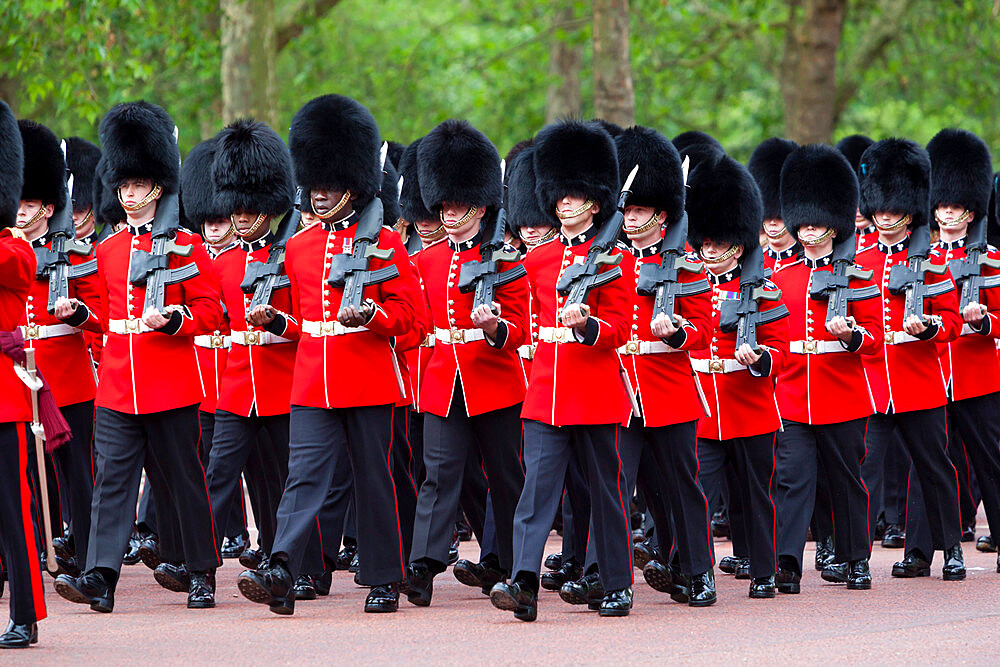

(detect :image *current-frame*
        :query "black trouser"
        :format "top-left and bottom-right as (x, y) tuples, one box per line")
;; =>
(561, 452), (591, 564)
(698, 438), (748, 558)
(409, 410), (426, 488)
(87, 405), (219, 577)
(811, 471), (834, 543)
(272, 404), (404, 585)
(411, 389), (524, 573)
(885, 406), (962, 562)
(700, 433), (777, 578)
(776, 418), (871, 574)
(945, 413), (980, 529)
(0, 423), (47, 625)
(619, 419), (712, 575)
(392, 405), (419, 563)
(512, 420), (632, 592)
(863, 413), (909, 532)
(199, 410), (245, 541)
(635, 447), (675, 557)
(461, 447), (490, 546)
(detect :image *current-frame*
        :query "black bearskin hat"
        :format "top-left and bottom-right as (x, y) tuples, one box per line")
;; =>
(686, 152), (762, 250)
(533, 119), (619, 228)
(858, 138), (931, 228)
(835, 134), (873, 175)
(672, 130), (724, 154)
(213, 118), (294, 218)
(417, 119), (502, 220)
(98, 101), (180, 195)
(590, 119), (625, 138)
(780, 144), (858, 241)
(386, 140), (407, 171)
(397, 138), (435, 224)
(380, 159), (401, 226)
(65, 137), (101, 213)
(989, 172), (1000, 249)
(748, 137), (798, 220)
(92, 168), (125, 227)
(507, 144), (551, 230)
(289, 95), (381, 205)
(615, 125), (685, 224)
(18, 120), (66, 210)
(927, 128), (993, 219)
(0, 101), (22, 229)
(181, 138), (229, 228)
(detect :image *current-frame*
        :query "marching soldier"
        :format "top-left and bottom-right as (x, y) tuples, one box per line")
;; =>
(748, 138), (800, 272)
(404, 120), (527, 606)
(687, 151), (789, 599)
(16, 120), (103, 578)
(925, 129), (1000, 572)
(769, 144), (882, 592)
(853, 139), (965, 580)
(53, 101), (223, 612)
(489, 120), (634, 621)
(236, 95), (421, 615)
(0, 100), (47, 649)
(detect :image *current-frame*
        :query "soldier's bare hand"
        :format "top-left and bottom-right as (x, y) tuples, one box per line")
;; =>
(471, 302), (500, 337)
(962, 302), (987, 326)
(651, 313), (682, 339)
(734, 342), (762, 366)
(559, 303), (591, 334)
(338, 302), (372, 327)
(902, 314), (928, 335)
(247, 305), (276, 327)
(142, 305), (178, 330)
(826, 315), (856, 341)
(53, 296), (81, 320)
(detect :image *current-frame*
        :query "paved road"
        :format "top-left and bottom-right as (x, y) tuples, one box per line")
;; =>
(22, 519), (1000, 664)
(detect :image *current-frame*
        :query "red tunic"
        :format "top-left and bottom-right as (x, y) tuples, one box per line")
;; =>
(855, 238), (962, 414)
(520, 231), (632, 426)
(283, 217), (422, 409)
(20, 235), (103, 407)
(214, 239), (299, 417)
(415, 236), (528, 417)
(404, 243), (442, 412)
(770, 255), (882, 425)
(856, 225), (879, 253)
(619, 245), (711, 428)
(95, 223), (223, 415)
(1, 229), (36, 423)
(691, 267), (789, 440)
(764, 243), (799, 274)
(933, 239), (1000, 401)
(193, 244), (233, 414)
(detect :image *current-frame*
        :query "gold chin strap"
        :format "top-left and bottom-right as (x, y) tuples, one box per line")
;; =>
(440, 205), (478, 229)
(313, 190), (351, 220)
(556, 199), (595, 220)
(700, 244), (740, 265)
(798, 227), (836, 246)
(234, 212), (268, 239)
(624, 210), (662, 235)
(935, 208), (973, 228)
(118, 184), (162, 212)
(16, 205), (48, 229)
(74, 208), (94, 230)
(521, 227), (557, 247)
(417, 223), (447, 241)
(764, 226), (789, 239)
(205, 221), (236, 245)
(874, 213), (911, 231)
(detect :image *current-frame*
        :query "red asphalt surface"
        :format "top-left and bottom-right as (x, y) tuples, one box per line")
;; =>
(18, 512), (1000, 664)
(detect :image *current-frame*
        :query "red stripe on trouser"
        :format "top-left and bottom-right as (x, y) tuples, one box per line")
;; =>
(693, 439), (714, 566)
(19, 427), (48, 621)
(384, 409), (405, 572)
(193, 411), (221, 567)
(943, 406), (963, 537)
(860, 418), (871, 545)
(767, 433), (778, 573)
(611, 427), (634, 578)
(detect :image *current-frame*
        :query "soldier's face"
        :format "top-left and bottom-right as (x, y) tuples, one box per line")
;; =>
(203, 217), (235, 245)
(232, 209), (271, 241)
(623, 205), (661, 244)
(556, 194), (598, 234)
(299, 209), (319, 228)
(73, 207), (95, 237)
(119, 178), (155, 207)
(440, 201), (484, 234)
(16, 199), (53, 232)
(935, 203), (971, 231)
(311, 188), (352, 219)
(700, 239), (742, 272)
(797, 224), (834, 245)
(518, 224), (554, 246)
(414, 219), (442, 235)
(854, 208), (870, 230)
(762, 218), (788, 239)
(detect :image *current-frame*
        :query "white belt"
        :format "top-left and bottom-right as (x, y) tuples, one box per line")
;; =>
(194, 334), (232, 349)
(538, 326), (576, 344)
(108, 318), (154, 335)
(19, 323), (79, 340)
(617, 340), (680, 356)
(231, 330), (291, 346)
(302, 320), (368, 337)
(518, 344), (535, 360)
(434, 327), (486, 345)
(884, 331), (919, 345)
(691, 357), (746, 374)
(420, 334), (436, 348)
(789, 339), (847, 355)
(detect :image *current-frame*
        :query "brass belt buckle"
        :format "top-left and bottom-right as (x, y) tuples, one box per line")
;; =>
(245, 332), (260, 346)
(421, 334), (434, 347)
(450, 329), (466, 344)
(625, 340), (640, 355)
(321, 321), (335, 335)
(709, 359), (724, 373)
(884, 331), (895, 345)
(125, 318), (141, 334)
(553, 328), (568, 343)
(24, 324), (39, 340)
(803, 339), (818, 354)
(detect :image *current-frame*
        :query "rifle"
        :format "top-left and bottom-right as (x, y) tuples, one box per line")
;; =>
(718, 244), (789, 354)
(635, 211), (710, 323)
(34, 145), (97, 314)
(128, 190), (200, 315)
(241, 187), (302, 313)
(458, 159), (527, 313)
(886, 224), (951, 322)
(946, 213), (1000, 309)
(809, 237), (879, 323)
(556, 165), (638, 308)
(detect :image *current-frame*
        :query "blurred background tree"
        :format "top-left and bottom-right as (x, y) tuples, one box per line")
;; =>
(2, 0), (997, 162)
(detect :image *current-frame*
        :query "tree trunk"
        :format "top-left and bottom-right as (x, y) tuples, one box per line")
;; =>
(546, 2), (583, 122)
(592, 0), (634, 127)
(780, 0), (846, 144)
(220, 0), (277, 127)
